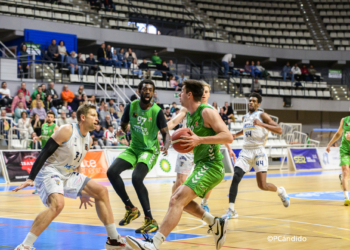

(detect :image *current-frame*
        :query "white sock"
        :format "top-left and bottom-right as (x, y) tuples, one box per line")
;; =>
(201, 198), (209, 206)
(277, 187), (284, 195)
(152, 232), (165, 249)
(344, 191), (349, 200)
(229, 203), (235, 211)
(105, 223), (120, 240)
(202, 212), (215, 225)
(23, 232), (38, 247)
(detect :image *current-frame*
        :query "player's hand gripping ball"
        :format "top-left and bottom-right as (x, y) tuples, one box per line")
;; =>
(171, 128), (194, 153)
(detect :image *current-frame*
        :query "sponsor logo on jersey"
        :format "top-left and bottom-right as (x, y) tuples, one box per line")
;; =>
(133, 112), (137, 117)
(148, 117), (152, 122)
(294, 156), (306, 163)
(160, 159), (171, 173)
(179, 155), (187, 161)
(55, 180), (60, 186)
(64, 163), (75, 171)
(85, 144), (88, 150)
(51, 175), (60, 178)
(139, 153), (148, 160)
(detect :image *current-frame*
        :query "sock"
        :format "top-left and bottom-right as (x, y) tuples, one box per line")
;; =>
(202, 212), (215, 225)
(277, 187), (284, 195)
(344, 191), (349, 200)
(152, 232), (165, 249)
(229, 203), (235, 211)
(105, 223), (120, 240)
(23, 232), (38, 247)
(201, 198), (209, 206)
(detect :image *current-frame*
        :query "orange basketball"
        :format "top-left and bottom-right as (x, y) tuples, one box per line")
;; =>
(171, 128), (194, 153)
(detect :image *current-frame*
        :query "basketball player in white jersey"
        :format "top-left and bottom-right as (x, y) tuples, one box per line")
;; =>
(13, 104), (130, 250)
(168, 82), (236, 212)
(222, 93), (290, 220)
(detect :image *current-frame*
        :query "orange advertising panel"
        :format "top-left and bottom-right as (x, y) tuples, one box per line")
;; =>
(80, 151), (108, 179)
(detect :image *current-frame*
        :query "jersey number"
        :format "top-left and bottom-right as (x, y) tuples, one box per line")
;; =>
(74, 152), (83, 162)
(245, 131), (252, 137)
(137, 116), (147, 125)
(256, 160), (264, 166)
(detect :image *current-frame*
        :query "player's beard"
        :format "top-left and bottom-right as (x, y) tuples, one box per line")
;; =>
(140, 94), (152, 104)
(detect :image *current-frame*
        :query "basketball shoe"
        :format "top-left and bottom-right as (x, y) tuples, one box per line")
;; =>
(221, 208), (238, 219)
(126, 234), (158, 250)
(278, 187), (290, 207)
(14, 244), (35, 250)
(135, 217), (159, 233)
(344, 199), (350, 206)
(208, 217), (229, 250)
(105, 236), (132, 249)
(119, 206), (141, 226)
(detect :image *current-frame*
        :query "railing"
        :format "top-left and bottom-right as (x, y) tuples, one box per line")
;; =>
(95, 71), (127, 105)
(0, 41), (16, 58)
(233, 98), (248, 114)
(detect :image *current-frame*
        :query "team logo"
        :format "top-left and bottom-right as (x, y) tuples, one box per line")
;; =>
(133, 112), (137, 117)
(85, 144), (88, 150)
(148, 117), (152, 122)
(294, 156), (306, 163)
(55, 180), (60, 186)
(346, 123), (349, 126)
(160, 159), (171, 173)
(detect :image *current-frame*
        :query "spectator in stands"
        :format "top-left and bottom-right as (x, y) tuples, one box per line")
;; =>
(170, 76), (178, 91)
(212, 101), (220, 112)
(89, 95), (98, 107)
(178, 73), (187, 87)
(91, 123), (105, 147)
(57, 111), (70, 127)
(112, 49), (122, 68)
(41, 84), (47, 99)
(91, 138), (102, 149)
(66, 51), (82, 76)
(17, 44), (31, 78)
(168, 60), (179, 80)
(101, 114), (117, 130)
(99, 104), (111, 122)
(31, 85), (45, 101)
(61, 85), (75, 103)
(223, 102), (235, 122)
(75, 85), (86, 96)
(13, 101), (26, 123)
(109, 107), (118, 121)
(80, 94), (89, 106)
(47, 39), (60, 63)
(98, 100), (105, 113)
(0, 110), (17, 144)
(71, 111), (78, 123)
(30, 113), (43, 136)
(30, 132), (41, 149)
(77, 52), (85, 64)
(97, 43), (113, 66)
(104, 0), (116, 12)
(222, 53), (237, 77)
(11, 91), (27, 114)
(17, 82), (31, 104)
(131, 59), (143, 78)
(117, 48), (128, 68)
(170, 102), (177, 113)
(104, 125), (117, 146)
(116, 104), (124, 122)
(172, 108), (179, 119)
(31, 93), (44, 109)
(308, 65), (320, 82)
(106, 45), (120, 68)
(291, 63), (301, 82)
(251, 79), (262, 95)
(256, 61), (270, 79)
(244, 61), (252, 75)
(85, 53), (101, 75)
(30, 101), (47, 122)
(152, 92), (160, 104)
(18, 111), (32, 140)
(250, 61), (262, 79)
(228, 61), (240, 78)
(0, 82), (13, 106)
(125, 48), (137, 68)
(46, 82), (58, 99)
(219, 108), (232, 125)
(301, 65), (311, 81)
(43, 94), (58, 117)
(152, 50), (162, 65)
(130, 89), (139, 101)
(89, 0), (102, 10)
(282, 62), (293, 82)
(138, 58), (150, 77)
(164, 107), (172, 121)
(58, 40), (67, 64)
(157, 60), (172, 80)
(108, 99), (117, 110)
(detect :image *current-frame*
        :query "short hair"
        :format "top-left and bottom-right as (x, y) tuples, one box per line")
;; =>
(138, 79), (155, 92)
(93, 137), (98, 142)
(47, 111), (55, 118)
(76, 104), (97, 122)
(172, 102), (176, 105)
(21, 111), (27, 117)
(59, 40), (65, 45)
(201, 81), (211, 91)
(165, 107), (170, 110)
(182, 80), (204, 102)
(175, 108), (180, 111)
(108, 125), (114, 129)
(119, 103), (125, 107)
(249, 92), (262, 103)
(2, 82), (6, 87)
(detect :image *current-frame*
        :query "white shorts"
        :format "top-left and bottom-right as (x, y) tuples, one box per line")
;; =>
(175, 153), (195, 175)
(35, 167), (91, 206)
(235, 147), (268, 173)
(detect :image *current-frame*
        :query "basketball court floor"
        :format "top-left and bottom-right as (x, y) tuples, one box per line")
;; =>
(0, 170), (349, 250)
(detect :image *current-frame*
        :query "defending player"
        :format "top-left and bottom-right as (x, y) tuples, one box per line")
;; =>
(222, 93), (290, 220)
(126, 80), (232, 250)
(107, 80), (170, 233)
(326, 117), (350, 206)
(13, 104), (129, 250)
(168, 82), (236, 212)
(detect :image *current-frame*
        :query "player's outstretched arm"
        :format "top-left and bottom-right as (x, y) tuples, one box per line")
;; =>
(167, 107), (187, 130)
(254, 113), (282, 135)
(326, 118), (344, 153)
(13, 125), (72, 192)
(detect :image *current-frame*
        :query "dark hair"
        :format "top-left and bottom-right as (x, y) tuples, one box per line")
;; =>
(21, 44), (27, 51)
(77, 104), (97, 122)
(166, 107), (170, 110)
(45, 94), (52, 101)
(119, 103), (125, 107)
(175, 108), (179, 111)
(119, 48), (124, 53)
(182, 80), (204, 102)
(21, 111), (27, 117)
(36, 93), (41, 98)
(249, 92), (262, 103)
(1, 82), (6, 87)
(59, 40), (65, 46)
(47, 111), (55, 118)
(138, 79), (155, 93)
(108, 124), (114, 128)
(93, 137), (98, 142)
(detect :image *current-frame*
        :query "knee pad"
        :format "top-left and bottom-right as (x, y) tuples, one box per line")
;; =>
(233, 167), (245, 183)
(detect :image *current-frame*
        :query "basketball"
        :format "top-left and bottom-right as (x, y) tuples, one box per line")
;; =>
(172, 128), (194, 153)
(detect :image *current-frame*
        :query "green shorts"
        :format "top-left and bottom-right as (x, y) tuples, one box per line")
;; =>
(183, 160), (225, 198)
(117, 147), (160, 171)
(340, 151), (350, 166)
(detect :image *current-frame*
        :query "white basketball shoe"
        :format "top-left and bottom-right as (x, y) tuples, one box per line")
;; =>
(221, 208), (239, 219)
(208, 217), (229, 250)
(105, 236), (133, 249)
(125, 234), (158, 250)
(278, 187), (290, 207)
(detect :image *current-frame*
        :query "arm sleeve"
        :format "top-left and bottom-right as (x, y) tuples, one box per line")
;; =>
(156, 110), (168, 130)
(121, 104), (130, 123)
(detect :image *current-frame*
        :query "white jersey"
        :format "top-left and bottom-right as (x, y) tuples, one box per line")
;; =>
(42, 123), (91, 176)
(242, 111), (268, 149)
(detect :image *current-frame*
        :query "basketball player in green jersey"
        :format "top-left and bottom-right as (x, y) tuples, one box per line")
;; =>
(33, 111), (58, 147)
(326, 117), (350, 206)
(107, 80), (170, 233)
(126, 80), (233, 250)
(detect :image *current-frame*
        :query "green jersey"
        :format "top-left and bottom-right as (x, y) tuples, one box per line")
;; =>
(186, 103), (223, 164)
(41, 123), (56, 147)
(129, 100), (162, 151)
